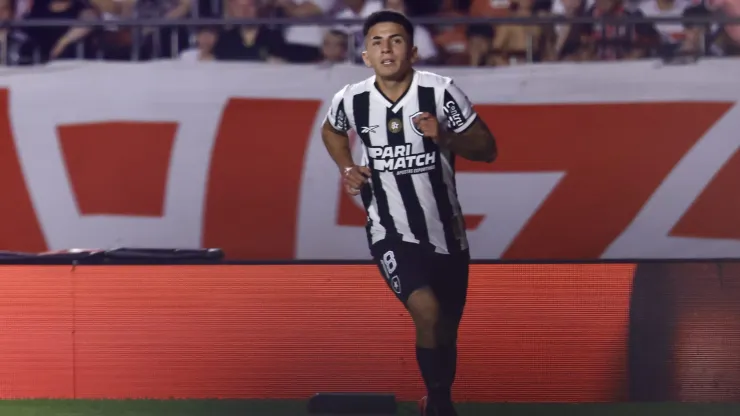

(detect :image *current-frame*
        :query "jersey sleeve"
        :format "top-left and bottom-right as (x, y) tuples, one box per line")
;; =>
(325, 85), (351, 134)
(440, 80), (478, 134)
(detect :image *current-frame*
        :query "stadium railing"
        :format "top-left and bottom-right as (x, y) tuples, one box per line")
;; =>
(2, 14), (739, 65)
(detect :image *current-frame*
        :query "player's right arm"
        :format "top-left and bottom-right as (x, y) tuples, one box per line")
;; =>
(321, 87), (371, 196)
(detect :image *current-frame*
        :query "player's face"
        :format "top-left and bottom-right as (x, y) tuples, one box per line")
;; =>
(362, 22), (417, 80)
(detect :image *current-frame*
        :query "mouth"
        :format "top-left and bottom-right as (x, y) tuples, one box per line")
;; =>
(381, 59), (395, 66)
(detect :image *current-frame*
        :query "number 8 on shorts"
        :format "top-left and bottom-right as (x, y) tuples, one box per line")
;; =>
(381, 251), (397, 279)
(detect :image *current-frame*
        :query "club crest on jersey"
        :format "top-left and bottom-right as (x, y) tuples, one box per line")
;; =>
(387, 118), (403, 134)
(409, 111), (425, 136)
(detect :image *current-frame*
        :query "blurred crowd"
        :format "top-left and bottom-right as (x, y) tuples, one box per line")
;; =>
(0, 0), (738, 66)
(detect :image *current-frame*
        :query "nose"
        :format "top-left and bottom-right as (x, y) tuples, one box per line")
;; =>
(381, 40), (392, 54)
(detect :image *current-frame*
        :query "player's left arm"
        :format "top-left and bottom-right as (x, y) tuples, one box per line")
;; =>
(419, 81), (497, 163)
(440, 116), (497, 163)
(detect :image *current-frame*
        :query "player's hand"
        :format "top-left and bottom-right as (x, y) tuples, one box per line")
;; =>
(412, 112), (440, 142)
(342, 165), (371, 196)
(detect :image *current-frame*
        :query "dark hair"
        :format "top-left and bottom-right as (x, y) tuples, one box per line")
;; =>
(362, 10), (415, 43)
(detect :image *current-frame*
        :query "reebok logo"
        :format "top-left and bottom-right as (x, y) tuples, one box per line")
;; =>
(361, 125), (379, 134)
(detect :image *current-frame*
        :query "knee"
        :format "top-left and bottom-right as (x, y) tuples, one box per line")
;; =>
(406, 288), (440, 331)
(436, 317), (459, 346)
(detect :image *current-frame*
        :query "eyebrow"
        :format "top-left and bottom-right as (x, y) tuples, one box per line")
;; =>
(371, 34), (404, 41)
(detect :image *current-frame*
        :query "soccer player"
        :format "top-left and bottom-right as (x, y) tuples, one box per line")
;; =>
(320, 10), (497, 416)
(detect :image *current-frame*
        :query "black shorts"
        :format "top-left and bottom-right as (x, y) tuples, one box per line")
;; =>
(371, 240), (470, 317)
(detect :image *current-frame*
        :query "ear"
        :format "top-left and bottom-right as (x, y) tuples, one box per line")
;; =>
(361, 50), (372, 67)
(409, 45), (419, 64)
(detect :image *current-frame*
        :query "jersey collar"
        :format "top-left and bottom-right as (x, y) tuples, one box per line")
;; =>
(371, 70), (419, 114)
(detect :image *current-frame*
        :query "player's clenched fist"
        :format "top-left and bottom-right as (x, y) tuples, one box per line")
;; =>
(412, 112), (441, 142)
(342, 165), (371, 196)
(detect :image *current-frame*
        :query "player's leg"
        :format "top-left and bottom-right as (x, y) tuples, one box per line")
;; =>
(372, 242), (447, 413)
(405, 286), (445, 410)
(430, 250), (470, 412)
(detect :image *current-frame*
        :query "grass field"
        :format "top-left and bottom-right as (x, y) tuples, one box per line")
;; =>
(0, 401), (739, 416)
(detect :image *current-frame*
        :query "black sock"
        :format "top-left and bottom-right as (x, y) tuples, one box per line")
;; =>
(416, 346), (445, 402)
(437, 344), (457, 403)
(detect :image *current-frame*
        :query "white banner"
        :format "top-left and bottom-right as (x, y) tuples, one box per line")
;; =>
(0, 59), (738, 259)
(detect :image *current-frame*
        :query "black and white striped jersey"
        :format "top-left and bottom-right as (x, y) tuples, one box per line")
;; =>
(325, 70), (477, 255)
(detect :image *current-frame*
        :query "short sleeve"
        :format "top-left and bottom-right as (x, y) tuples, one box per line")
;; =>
(440, 80), (478, 134)
(325, 85), (351, 133)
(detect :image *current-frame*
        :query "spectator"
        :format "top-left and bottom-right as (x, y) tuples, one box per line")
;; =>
(431, 8), (470, 65)
(333, 0), (383, 62)
(437, 0), (460, 11)
(667, 4), (709, 54)
(639, 0), (690, 48)
(0, 0), (30, 65)
(490, 0), (547, 64)
(401, 0), (443, 14)
(92, 0), (192, 60)
(15, 0), (32, 17)
(582, 0), (659, 60)
(320, 28), (348, 63)
(384, 0), (440, 63)
(470, 0), (511, 18)
(467, 23), (494, 65)
(275, 0), (337, 63)
(23, 0), (97, 62)
(137, 0), (192, 57)
(548, 0), (592, 61)
(706, 0), (740, 54)
(180, 25), (218, 61)
(465, 0), (511, 66)
(552, 0), (593, 13)
(214, 0), (286, 61)
(92, 0), (135, 61)
(197, 0), (219, 16)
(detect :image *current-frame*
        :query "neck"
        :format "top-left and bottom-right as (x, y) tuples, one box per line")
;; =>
(375, 69), (415, 101)
(656, 0), (673, 9)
